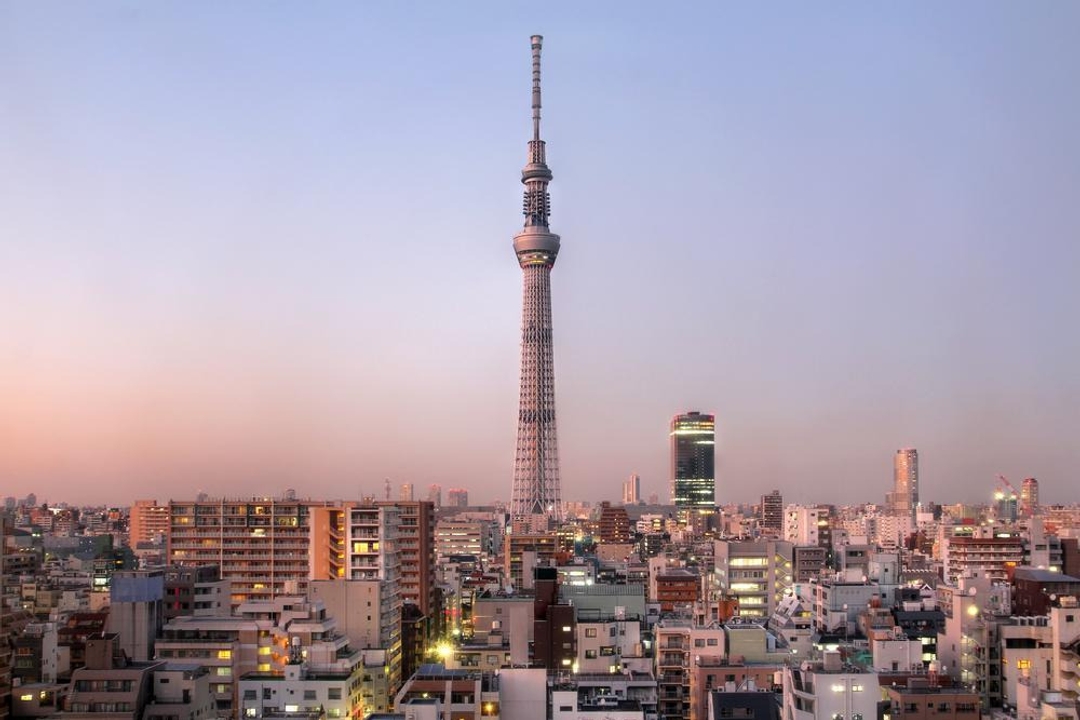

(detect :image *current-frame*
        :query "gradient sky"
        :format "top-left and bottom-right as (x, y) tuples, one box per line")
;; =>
(2, 3), (1078, 508)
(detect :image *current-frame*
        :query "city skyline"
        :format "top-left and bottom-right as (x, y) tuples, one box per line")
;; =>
(2, 4), (1079, 507)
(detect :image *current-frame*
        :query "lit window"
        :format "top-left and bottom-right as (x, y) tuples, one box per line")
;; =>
(218, 650), (232, 660)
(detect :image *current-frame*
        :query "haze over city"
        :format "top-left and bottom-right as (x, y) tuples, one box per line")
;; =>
(2, 2), (1078, 507)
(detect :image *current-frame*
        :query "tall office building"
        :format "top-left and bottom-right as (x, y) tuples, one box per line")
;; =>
(1020, 477), (1039, 518)
(622, 473), (641, 505)
(510, 36), (564, 532)
(670, 411), (716, 511)
(889, 447), (919, 519)
(760, 490), (784, 532)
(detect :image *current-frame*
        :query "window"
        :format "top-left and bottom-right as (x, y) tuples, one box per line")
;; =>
(243, 691), (256, 700)
(707, 638), (718, 646)
(586, 628), (597, 638)
(610, 627), (617, 637)
(304, 690), (317, 700)
(694, 639), (705, 648)
(585, 650), (597, 659)
(263, 688), (273, 700)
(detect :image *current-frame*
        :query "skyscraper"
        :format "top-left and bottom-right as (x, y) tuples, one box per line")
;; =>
(510, 36), (563, 532)
(622, 473), (641, 505)
(1020, 477), (1039, 518)
(670, 411), (716, 511)
(889, 447), (919, 519)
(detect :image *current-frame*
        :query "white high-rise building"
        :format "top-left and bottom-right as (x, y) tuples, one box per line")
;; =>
(622, 473), (641, 505)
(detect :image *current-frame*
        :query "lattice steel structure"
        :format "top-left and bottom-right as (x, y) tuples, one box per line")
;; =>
(510, 35), (563, 531)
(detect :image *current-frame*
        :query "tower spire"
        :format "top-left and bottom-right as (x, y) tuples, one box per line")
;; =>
(511, 35), (563, 534)
(520, 35), (555, 233)
(531, 34), (543, 142)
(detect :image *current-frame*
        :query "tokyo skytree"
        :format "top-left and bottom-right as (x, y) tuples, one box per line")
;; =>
(510, 35), (563, 532)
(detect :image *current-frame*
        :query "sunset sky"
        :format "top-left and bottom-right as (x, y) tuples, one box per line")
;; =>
(2, 3), (1078, 507)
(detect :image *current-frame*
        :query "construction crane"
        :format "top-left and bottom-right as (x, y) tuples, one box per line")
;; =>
(996, 474), (1018, 499)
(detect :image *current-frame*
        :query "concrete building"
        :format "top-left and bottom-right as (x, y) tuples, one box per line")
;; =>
(64, 634), (164, 719)
(941, 527), (1025, 585)
(238, 659), (362, 720)
(714, 539), (794, 619)
(435, 518), (493, 560)
(143, 664), (216, 720)
(128, 500), (170, 546)
(11, 622), (60, 685)
(598, 502), (632, 544)
(655, 618), (727, 720)
(882, 682), (981, 720)
(655, 569), (700, 613)
(163, 565), (231, 620)
(760, 490), (783, 534)
(936, 575), (1011, 706)
(106, 569), (164, 662)
(782, 652), (880, 720)
(785, 506), (830, 547)
(167, 498), (337, 605)
(1012, 568), (1080, 616)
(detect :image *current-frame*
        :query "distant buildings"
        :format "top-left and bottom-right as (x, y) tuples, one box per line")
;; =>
(889, 447), (919, 520)
(622, 474), (641, 505)
(447, 488), (469, 508)
(670, 411), (716, 512)
(1020, 477), (1039, 518)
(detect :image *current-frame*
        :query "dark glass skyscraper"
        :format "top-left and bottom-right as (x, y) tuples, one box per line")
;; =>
(670, 411), (716, 511)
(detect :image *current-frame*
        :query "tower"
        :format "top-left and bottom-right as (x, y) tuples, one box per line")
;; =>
(510, 35), (563, 532)
(890, 448), (918, 519)
(622, 473), (641, 505)
(1020, 477), (1039, 518)
(670, 411), (716, 512)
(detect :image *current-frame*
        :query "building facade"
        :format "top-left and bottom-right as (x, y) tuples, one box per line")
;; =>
(670, 411), (716, 512)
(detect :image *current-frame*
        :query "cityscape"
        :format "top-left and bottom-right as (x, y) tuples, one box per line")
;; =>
(3, 5), (1079, 720)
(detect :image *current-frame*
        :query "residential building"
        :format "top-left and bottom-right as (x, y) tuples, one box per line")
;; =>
(128, 500), (170, 546)
(782, 652), (880, 720)
(64, 634), (164, 719)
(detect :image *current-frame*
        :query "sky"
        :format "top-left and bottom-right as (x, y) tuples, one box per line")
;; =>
(1, 2), (1078, 508)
